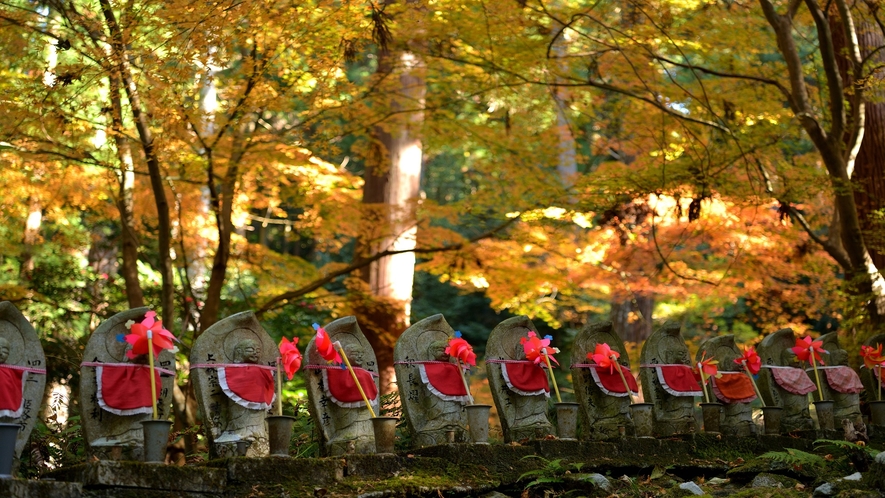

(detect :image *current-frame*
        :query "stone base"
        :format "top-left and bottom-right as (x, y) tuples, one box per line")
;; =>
(0, 479), (83, 498)
(45, 460), (226, 494)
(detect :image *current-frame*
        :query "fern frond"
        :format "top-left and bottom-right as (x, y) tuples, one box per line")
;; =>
(758, 448), (825, 468)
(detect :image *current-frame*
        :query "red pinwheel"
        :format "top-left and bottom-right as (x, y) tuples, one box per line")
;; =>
(445, 332), (476, 366)
(860, 344), (885, 370)
(124, 311), (176, 359)
(791, 336), (826, 365)
(734, 346), (761, 375)
(279, 337), (303, 380)
(589, 343), (621, 375)
(314, 324), (342, 364)
(693, 353), (720, 381)
(520, 331), (559, 366)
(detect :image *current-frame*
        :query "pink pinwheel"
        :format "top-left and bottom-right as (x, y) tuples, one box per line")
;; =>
(279, 337), (303, 380)
(520, 331), (559, 366)
(589, 343), (621, 375)
(124, 311), (176, 359)
(314, 324), (342, 364)
(791, 336), (826, 365)
(445, 331), (476, 366)
(693, 353), (720, 382)
(860, 344), (885, 370)
(734, 346), (761, 375)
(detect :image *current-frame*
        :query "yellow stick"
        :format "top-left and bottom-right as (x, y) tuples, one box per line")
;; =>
(542, 351), (561, 403)
(456, 359), (474, 405)
(742, 360), (766, 407)
(337, 344), (376, 418)
(698, 365), (710, 404)
(877, 365), (882, 402)
(612, 358), (634, 404)
(276, 361), (283, 416)
(147, 332), (158, 420)
(810, 351), (824, 402)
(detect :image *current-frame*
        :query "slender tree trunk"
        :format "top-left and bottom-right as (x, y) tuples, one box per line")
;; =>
(611, 294), (654, 343)
(100, 0), (174, 325)
(360, 49), (426, 393)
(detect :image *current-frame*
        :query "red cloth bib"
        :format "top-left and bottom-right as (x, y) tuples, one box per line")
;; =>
(769, 367), (817, 395)
(590, 366), (638, 396)
(324, 367), (379, 408)
(0, 368), (25, 417)
(711, 373), (756, 404)
(824, 366), (863, 394)
(654, 365), (703, 397)
(419, 362), (469, 402)
(220, 366), (275, 410)
(97, 365), (161, 416)
(502, 362), (549, 396)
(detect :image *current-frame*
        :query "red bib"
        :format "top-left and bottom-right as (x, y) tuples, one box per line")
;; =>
(502, 362), (549, 396)
(824, 366), (863, 394)
(654, 365), (703, 397)
(324, 367), (379, 408)
(419, 362), (469, 402)
(769, 367), (816, 395)
(711, 373), (756, 404)
(220, 366), (275, 410)
(0, 368), (25, 417)
(97, 365), (161, 416)
(590, 365), (638, 397)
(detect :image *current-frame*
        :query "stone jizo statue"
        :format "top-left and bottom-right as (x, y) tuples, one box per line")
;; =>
(697, 335), (756, 436)
(394, 314), (469, 447)
(817, 333), (863, 427)
(639, 322), (702, 436)
(305, 317), (380, 456)
(191, 311), (277, 457)
(485, 316), (553, 442)
(79, 307), (175, 460)
(757, 328), (815, 432)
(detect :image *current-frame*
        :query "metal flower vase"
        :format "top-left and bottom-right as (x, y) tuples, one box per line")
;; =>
(700, 402), (722, 434)
(761, 406), (783, 435)
(266, 415), (296, 457)
(372, 416), (398, 454)
(870, 401), (885, 428)
(813, 400), (835, 431)
(630, 403), (654, 438)
(554, 402), (579, 440)
(0, 423), (19, 478)
(141, 420), (172, 464)
(466, 404), (492, 444)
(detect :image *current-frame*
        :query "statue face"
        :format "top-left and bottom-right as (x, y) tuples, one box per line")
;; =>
(344, 344), (365, 366)
(427, 341), (449, 361)
(235, 340), (261, 364)
(0, 337), (8, 364)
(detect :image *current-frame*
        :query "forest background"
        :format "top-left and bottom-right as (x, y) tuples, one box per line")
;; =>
(2, 0), (885, 466)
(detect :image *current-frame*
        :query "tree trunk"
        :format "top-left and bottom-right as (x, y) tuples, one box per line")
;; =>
(611, 294), (654, 343)
(360, 49), (426, 393)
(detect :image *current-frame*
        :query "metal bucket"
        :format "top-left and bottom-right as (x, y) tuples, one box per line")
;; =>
(372, 416), (398, 454)
(466, 404), (492, 444)
(140, 420), (172, 464)
(813, 400), (835, 431)
(700, 402), (722, 434)
(630, 403), (654, 438)
(870, 401), (885, 428)
(762, 406), (783, 435)
(554, 402), (579, 440)
(266, 415), (296, 457)
(0, 423), (19, 478)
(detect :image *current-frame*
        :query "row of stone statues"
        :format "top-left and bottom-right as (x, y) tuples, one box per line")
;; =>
(1, 301), (884, 467)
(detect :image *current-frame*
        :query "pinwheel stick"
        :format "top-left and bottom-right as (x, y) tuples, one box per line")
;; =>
(276, 362), (284, 416)
(455, 359), (474, 405)
(542, 351), (561, 403)
(147, 331), (159, 420)
(612, 359), (634, 405)
(741, 360), (765, 407)
(877, 365), (882, 402)
(698, 366), (711, 404)
(809, 352), (825, 402)
(335, 344), (376, 418)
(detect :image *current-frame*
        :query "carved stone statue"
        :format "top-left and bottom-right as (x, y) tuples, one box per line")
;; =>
(817, 332), (863, 427)
(191, 311), (277, 457)
(80, 307), (175, 460)
(485, 316), (553, 442)
(757, 328), (815, 432)
(0, 302), (47, 469)
(639, 322), (701, 436)
(860, 333), (885, 402)
(394, 314), (469, 446)
(305, 316), (379, 456)
(571, 321), (636, 439)
(697, 335), (756, 436)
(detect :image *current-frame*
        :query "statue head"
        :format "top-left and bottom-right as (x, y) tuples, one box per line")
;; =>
(0, 336), (8, 364)
(426, 340), (449, 362)
(234, 339), (261, 364)
(343, 343), (365, 367)
(829, 348), (847, 365)
(780, 349), (800, 367)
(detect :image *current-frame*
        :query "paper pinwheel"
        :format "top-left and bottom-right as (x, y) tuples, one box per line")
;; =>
(123, 311), (176, 359)
(693, 354), (720, 381)
(589, 343), (621, 375)
(791, 336), (826, 365)
(445, 331), (476, 367)
(860, 344), (885, 370)
(520, 331), (559, 366)
(734, 346), (761, 375)
(314, 323), (342, 364)
(279, 337), (303, 380)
